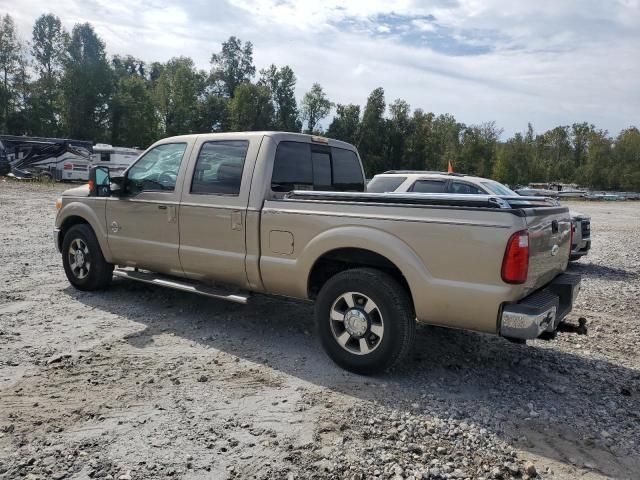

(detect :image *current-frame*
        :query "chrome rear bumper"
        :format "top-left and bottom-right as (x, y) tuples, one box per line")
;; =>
(500, 274), (580, 340)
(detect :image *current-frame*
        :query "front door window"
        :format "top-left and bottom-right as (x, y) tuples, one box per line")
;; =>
(126, 143), (187, 195)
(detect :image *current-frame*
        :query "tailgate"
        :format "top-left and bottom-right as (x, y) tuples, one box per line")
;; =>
(522, 206), (571, 292)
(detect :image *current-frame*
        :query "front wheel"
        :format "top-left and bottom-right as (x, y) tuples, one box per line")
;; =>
(61, 224), (113, 291)
(315, 268), (415, 375)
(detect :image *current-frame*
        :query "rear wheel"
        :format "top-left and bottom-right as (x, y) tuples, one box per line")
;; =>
(62, 224), (113, 291)
(315, 268), (415, 375)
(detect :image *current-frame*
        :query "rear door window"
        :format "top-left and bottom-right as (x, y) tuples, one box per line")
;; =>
(410, 179), (447, 193)
(367, 176), (407, 193)
(271, 141), (364, 192)
(191, 140), (249, 195)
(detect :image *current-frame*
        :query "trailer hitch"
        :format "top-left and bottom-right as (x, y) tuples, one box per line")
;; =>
(538, 317), (587, 341)
(557, 317), (588, 335)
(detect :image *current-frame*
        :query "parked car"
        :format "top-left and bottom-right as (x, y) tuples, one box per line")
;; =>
(369, 171), (591, 261)
(55, 133), (580, 374)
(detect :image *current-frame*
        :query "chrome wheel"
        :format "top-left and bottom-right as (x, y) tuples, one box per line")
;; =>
(68, 238), (91, 280)
(330, 292), (384, 355)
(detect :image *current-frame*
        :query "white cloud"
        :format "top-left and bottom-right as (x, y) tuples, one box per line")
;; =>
(1, 0), (639, 136)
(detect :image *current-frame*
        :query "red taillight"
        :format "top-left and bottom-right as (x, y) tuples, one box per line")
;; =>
(570, 223), (575, 249)
(63, 163), (73, 170)
(502, 230), (529, 284)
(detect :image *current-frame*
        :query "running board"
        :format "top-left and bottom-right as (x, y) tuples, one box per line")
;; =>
(113, 268), (250, 304)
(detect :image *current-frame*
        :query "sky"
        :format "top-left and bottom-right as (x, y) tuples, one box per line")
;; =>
(3, 0), (639, 137)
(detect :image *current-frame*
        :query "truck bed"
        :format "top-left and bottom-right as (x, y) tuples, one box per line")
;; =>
(260, 191), (572, 334)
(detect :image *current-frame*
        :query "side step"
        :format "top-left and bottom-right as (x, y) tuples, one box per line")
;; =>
(113, 268), (250, 304)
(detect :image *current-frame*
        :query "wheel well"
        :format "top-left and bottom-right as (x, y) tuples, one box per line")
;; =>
(308, 248), (414, 309)
(58, 216), (89, 250)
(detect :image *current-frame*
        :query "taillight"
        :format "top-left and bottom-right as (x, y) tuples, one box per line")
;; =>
(570, 223), (575, 249)
(502, 230), (529, 284)
(63, 163), (73, 170)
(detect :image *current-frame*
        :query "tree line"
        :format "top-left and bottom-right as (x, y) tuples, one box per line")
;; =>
(1, 12), (639, 190)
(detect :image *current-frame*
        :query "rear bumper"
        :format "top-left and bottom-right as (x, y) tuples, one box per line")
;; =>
(570, 240), (591, 259)
(500, 273), (580, 340)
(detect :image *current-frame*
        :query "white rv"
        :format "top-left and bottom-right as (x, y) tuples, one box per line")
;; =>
(90, 144), (143, 176)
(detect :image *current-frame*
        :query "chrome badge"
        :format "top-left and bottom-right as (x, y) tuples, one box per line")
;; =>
(551, 244), (560, 256)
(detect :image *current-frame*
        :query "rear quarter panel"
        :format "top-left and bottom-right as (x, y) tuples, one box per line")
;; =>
(259, 200), (527, 334)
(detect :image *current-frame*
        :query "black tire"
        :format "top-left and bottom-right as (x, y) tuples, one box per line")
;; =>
(315, 268), (415, 375)
(61, 224), (113, 291)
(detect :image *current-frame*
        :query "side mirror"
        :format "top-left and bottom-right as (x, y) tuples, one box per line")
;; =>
(110, 174), (125, 196)
(89, 166), (111, 197)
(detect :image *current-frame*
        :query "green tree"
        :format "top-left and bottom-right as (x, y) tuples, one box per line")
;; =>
(210, 36), (255, 98)
(539, 126), (572, 181)
(196, 94), (229, 133)
(153, 57), (206, 136)
(578, 128), (612, 189)
(327, 103), (360, 145)
(571, 122), (594, 169)
(386, 98), (411, 170)
(458, 122), (501, 177)
(612, 127), (640, 191)
(301, 82), (333, 134)
(30, 14), (67, 135)
(431, 113), (464, 171)
(110, 56), (158, 147)
(228, 82), (274, 131)
(62, 23), (112, 140)
(259, 64), (300, 131)
(357, 87), (386, 174)
(403, 109), (435, 171)
(494, 132), (530, 186)
(0, 14), (21, 131)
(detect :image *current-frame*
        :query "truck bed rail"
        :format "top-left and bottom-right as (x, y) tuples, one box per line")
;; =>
(284, 191), (559, 210)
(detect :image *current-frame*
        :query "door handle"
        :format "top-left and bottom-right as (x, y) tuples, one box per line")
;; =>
(158, 205), (167, 210)
(231, 210), (243, 231)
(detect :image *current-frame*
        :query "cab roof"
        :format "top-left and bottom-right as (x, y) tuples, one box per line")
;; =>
(155, 131), (358, 152)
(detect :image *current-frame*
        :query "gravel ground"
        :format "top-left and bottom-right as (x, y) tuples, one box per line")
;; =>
(0, 179), (639, 480)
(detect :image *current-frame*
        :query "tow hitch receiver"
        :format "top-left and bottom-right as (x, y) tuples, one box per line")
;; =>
(557, 317), (588, 335)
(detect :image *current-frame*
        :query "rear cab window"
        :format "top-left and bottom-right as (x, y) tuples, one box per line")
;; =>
(271, 141), (365, 192)
(367, 176), (407, 193)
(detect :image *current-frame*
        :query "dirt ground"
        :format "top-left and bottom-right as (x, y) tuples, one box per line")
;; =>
(0, 180), (639, 480)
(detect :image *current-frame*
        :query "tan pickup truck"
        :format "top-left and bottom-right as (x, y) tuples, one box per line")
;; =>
(54, 132), (580, 374)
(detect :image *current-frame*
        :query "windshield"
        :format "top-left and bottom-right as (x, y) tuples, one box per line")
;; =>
(480, 180), (517, 196)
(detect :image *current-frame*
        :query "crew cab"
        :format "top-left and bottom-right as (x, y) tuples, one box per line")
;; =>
(54, 133), (580, 374)
(368, 171), (592, 261)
